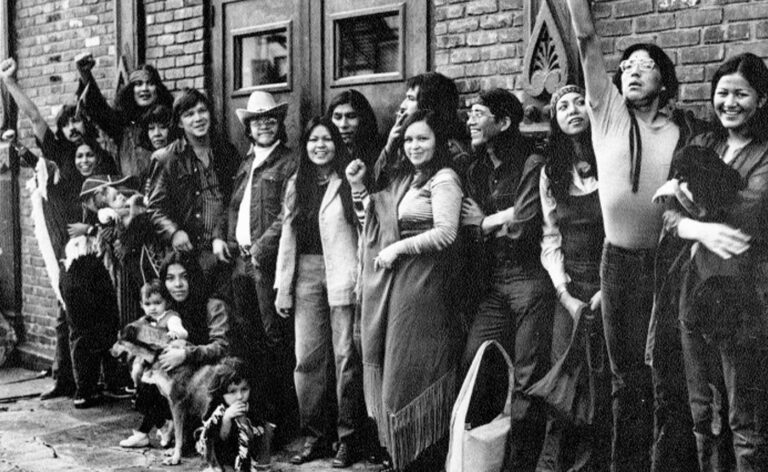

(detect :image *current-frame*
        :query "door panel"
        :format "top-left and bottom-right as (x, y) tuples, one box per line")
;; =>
(212, 0), (310, 155)
(323, 0), (427, 135)
(212, 0), (428, 151)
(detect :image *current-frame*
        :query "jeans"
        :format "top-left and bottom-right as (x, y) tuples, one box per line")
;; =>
(463, 260), (555, 472)
(600, 243), (654, 472)
(681, 322), (768, 472)
(294, 255), (363, 444)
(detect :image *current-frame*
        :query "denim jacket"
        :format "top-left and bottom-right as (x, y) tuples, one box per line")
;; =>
(226, 142), (296, 272)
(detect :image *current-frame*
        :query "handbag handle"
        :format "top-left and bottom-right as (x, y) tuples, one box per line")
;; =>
(451, 340), (514, 429)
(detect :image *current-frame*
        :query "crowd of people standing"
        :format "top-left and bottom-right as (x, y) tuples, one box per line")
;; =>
(1, 1), (767, 470)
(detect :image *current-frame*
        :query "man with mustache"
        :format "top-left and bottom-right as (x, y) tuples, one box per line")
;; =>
(225, 91), (297, 445)
(565, 2), (709, 471)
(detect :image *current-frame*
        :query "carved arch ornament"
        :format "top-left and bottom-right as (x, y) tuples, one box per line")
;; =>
(522, 0), (569, 100)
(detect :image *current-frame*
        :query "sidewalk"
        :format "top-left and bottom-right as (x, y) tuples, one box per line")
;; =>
(0, 368), (383, 472)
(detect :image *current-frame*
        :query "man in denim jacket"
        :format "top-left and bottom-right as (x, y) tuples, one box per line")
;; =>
(226, 91), (297, 443)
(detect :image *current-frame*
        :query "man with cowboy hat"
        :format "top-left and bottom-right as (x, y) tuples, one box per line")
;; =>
(226, 90), (298, 443)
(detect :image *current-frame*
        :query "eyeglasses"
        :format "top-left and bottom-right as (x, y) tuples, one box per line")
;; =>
(253, 117), (279, 127)
(619, 59), (656, 72)
(468, 109), (494, 120)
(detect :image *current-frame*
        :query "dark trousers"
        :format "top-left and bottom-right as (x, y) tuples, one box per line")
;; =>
(52, 304), (75, 390)
(59, 255), (121, 397)
(247, 259), (298, 442)
(681, 322), (768, 472)
(536, 267), (611, 472)
(463, 260), (555, 472)
(600, 243), (655, 472)
(650, 317), (699, 472)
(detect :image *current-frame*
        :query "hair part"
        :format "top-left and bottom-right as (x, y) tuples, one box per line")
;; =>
(325, 89), (379, 150)
(114, 64), (174, 120)
(292, 116), (356, 229)
(394, 109), (453, 187)
(545, 92), (597, 202)
(710, 52), (768, 140)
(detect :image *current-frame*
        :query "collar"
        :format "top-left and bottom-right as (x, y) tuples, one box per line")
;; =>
(249, 140), (281, 166)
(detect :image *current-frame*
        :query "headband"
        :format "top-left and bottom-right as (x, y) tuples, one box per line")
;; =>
(550, 85), (585, 109)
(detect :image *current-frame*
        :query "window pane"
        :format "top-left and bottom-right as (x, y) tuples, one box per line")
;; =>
(237, 29), (288, 88)
(335, 12), (400, 79)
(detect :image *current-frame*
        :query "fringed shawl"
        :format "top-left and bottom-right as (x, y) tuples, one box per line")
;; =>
(359, 175), (461, 470)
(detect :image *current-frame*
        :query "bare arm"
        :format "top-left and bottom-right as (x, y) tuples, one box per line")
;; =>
(0, 58), (49, 142)
(565, 0), (611, 102)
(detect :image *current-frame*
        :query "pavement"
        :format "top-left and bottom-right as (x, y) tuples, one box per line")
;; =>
(0, 368), (384, 472)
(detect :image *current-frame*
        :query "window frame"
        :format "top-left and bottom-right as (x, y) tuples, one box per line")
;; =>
(231, 19), (292, 97)
(327, 3), (406, 88)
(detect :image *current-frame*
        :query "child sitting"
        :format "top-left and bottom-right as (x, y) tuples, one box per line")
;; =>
(120, 280), (187, 449)
(196, 357), (273, 472)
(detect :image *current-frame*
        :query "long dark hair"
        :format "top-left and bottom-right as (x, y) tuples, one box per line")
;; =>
(710, 53), (768, 141)
(158, 251), (208, 345)
(114, 64), (174, 121)
(392, 110), (453, 187)
(325, 89), (379, 153)
(407, 72), (469, 143)
(54, 104), (98, 144)
(292, 117), (356, 229)
(545, 98), (597, 202)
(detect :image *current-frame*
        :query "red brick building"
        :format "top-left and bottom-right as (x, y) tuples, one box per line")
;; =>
(1, 0), (767, 367)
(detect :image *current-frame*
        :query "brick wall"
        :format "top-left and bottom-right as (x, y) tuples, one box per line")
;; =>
(434, 0), (768, 118)
(11, 0), (117, 365)
(144, 0), (206, 92)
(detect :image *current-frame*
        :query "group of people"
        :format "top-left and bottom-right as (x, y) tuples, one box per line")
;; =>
(1, 0), (767, 470)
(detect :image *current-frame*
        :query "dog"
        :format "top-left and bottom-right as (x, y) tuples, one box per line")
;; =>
(111, 321), (216, 466)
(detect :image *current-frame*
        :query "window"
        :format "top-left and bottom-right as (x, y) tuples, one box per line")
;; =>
(232, 21), (291, 94)
(330, 4), (405, 86)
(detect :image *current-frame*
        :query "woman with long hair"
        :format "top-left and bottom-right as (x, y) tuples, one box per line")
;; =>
(534, 85), (611, 472)
(274, 117), (363, 468)
(666, 53), (768, 470)
(346, 110), (464, 470)
(75, 57), (173, 182)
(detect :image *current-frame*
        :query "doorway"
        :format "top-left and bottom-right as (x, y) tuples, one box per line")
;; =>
(211, 0), (428, 154)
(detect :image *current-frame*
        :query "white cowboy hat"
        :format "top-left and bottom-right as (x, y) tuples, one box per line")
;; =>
(235, 91), (288, 125)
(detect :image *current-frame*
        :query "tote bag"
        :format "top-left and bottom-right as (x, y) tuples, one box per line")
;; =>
(446, 340), (514, 472)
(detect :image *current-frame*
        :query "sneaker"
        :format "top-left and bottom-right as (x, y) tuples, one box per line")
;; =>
(120, 430), (149, 448)
(156, 419), (174, 448)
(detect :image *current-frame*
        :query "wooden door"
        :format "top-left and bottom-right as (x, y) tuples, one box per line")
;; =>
(321, 0), (428, 134)
(211, 0), (314, 155)
(211, 0), (428, 151)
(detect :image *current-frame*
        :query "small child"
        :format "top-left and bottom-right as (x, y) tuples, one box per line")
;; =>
(120, 280), (187, 449)
(196, 357), (273, 472)
(129, 280), (188, 388)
